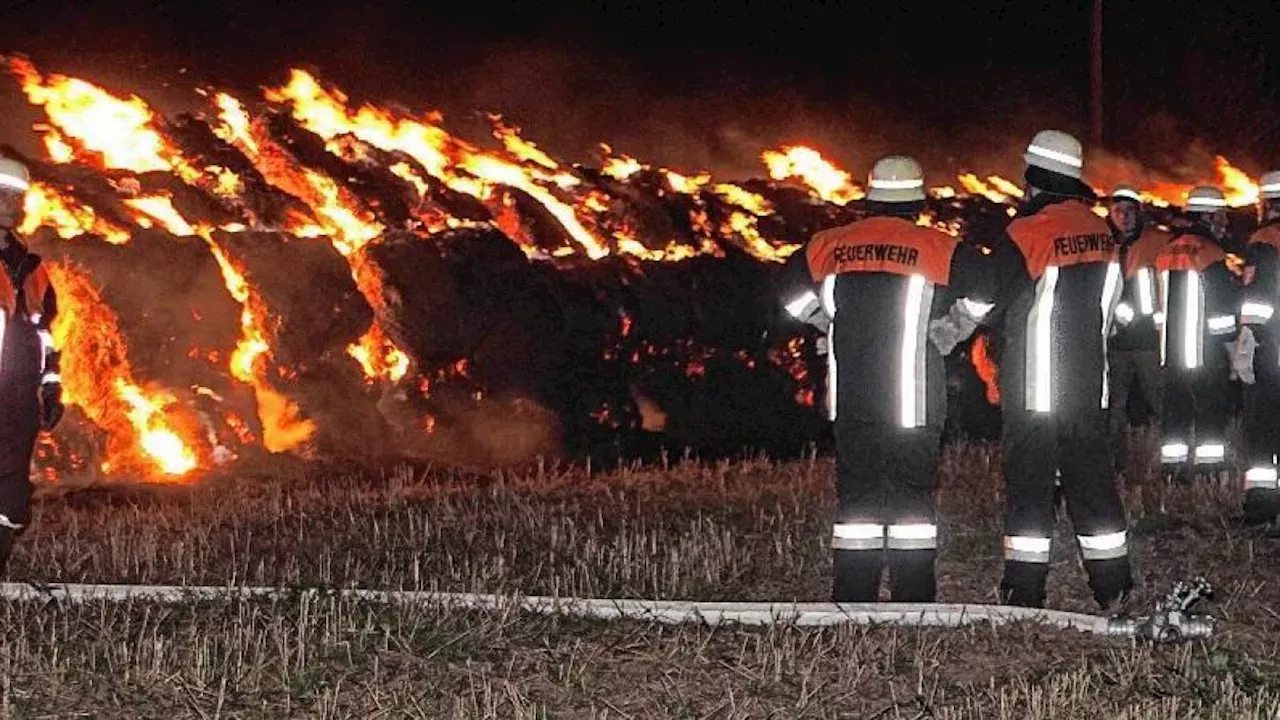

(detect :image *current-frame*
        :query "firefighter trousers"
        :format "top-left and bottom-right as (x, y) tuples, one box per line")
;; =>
(1243, 339), (1280, 523)
(1107, 349), (1163, 439)
(1000, 409), (1132, 608)
(832, 419), (940, 603)
(0, 378), (39, 573)
(1160, 351), (1231, 470)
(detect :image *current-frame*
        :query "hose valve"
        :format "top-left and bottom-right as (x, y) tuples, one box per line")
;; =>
(1107, 576), (1214, 643)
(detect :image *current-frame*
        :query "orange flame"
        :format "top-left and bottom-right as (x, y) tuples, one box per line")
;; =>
(761, 146), (863, 205)
(20, 181), (131, 244)
(971, 333), (999, 405)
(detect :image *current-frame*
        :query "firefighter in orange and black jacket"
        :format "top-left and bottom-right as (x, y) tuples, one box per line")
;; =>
(1237, 171), (1280, 525)
(984, 131), (1132, 610)
(1105, 185), (1171, 449)
(781, 156), (994, 603)
(1153, 186), (1240, 477)
(0, 157), (64, 575)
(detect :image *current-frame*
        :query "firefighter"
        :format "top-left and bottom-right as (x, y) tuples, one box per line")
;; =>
(1153, 186), (1239, 477)
(1237, 171), (1280, 525)
(1106, 185), (1171, 449)
(985, 130), (1132, 609)
(0, 157), (63, 575)
(781, 156), (993, 603)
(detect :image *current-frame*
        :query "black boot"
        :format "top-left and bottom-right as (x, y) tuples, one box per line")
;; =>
(832, 549), (883, 603)
(888, 549), (936, 603)
(1085, 557), (1133, 610)
(999, 562), (1049, 608)
(0, 526), (16, 577)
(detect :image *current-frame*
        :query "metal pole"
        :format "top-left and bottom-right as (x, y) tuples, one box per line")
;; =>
(1091, 0), (1104, 148)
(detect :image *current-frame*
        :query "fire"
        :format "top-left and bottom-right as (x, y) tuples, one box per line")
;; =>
(20, 181), (130, 244)
(47, 263), (202, 478)
(957, 173), (1010, 204)
(122, 195), (197, 236)
(761, 145), (863, 205)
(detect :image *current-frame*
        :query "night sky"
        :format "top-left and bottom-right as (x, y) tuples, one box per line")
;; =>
(0, 0), (1276, 182)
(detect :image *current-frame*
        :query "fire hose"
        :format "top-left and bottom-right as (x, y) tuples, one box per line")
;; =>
(0, 576), (1214, 643)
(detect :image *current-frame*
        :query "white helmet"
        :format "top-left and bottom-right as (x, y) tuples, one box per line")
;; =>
(0, 158), (29, 194)
(1185, 185), (1227, 214)
(1259, 171), (1280, 201)
(866, 155), (925, 203)
(1024, 130), (1084, 179)
(1110, 184), (1141, 203)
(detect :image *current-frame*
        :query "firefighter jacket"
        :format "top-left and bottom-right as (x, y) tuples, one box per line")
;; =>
(781, 212), (993, 427)
(1153, 225), (1239, 370)
(1110, 225), (1171, 352)
(1242, 220), (1280, 333)
(0, 235), (58, 390)
(986, 193), (1122, 418)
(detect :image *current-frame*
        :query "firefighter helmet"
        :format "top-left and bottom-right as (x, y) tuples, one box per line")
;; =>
(1260, 171), (1280, 201)
(866, 155), (926, 203)
(0, 158), (29, 194)
(1111, 184), (1141, 204)
(1024, 130), (1084, 179)
(1184, 186), (1227, 214)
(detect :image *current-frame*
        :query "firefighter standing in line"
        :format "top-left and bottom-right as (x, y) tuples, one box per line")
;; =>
(1106, 185), (1171, 454)
(984, 130), (1133, 609)
(1236, 171), (1280, 525)
(1153, 186), (1239, 477)
(0, 157), (64, 575)
(781, 156), (994, 603)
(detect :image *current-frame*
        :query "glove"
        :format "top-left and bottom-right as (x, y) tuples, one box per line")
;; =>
(1230, 326), (1258, 385)
(929, 316), (963, 356)
(39, 382), (63, 430)
(815, 335), (829, 356)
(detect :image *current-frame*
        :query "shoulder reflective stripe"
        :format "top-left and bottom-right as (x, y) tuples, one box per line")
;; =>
(785, 291), (820, 319)
(1207, 315), (1236, 334)
(820, 275), (836, 316)
(900, 275), (931, 428)
(960, 297), (994, 319)
(1184, 270), (1203, 369)
(826, 319), (837, 421)
(1245, 467), (1280, 490)
(1003, 535), (1051, 563)
(1160, 442), (1189, 462)
(1241, 301), (1274, 324)
(1136, 268), (1155, 315)
(1100, 262), (1122, 410)
(41, 372), (60, 384)
(887, 523), (938, 550)
(1193, 443), (1225, 464)
(832, 523), (884, 551)
(1025, 266), (1059, 413)
(1077, 531), (1128, 560)
(0, 514), (22, 530)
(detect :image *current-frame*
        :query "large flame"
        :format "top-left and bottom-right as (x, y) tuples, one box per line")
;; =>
(761, 146), (863, 205)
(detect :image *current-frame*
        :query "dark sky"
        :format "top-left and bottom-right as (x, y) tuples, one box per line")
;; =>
(0, 0), (1276, 181)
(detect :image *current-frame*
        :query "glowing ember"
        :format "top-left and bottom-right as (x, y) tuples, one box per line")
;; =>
(761, 145), (863, 205)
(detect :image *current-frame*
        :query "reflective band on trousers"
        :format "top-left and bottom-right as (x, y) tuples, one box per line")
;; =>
(785, 291), (820, 320)
(1077, 530), (1128, 561)
(1159, 270), (1170, 366)
(1003, 535), (1051, 563)
(1183, 270), (1204, 369)
(41, 372), (60, 385)
(1136, 268), (1156, 316)
(1160, 442), (1189, 462)
(1025, 267), (1059, 413)
(886, 523), (938, 550)
(1100, 262), (1122, 410)
(900, 274), (933, 428)
(1194, 443), (1226, 464)
(832, 523), (884, 551)
(37, 328), (53, 373)
(1245, 467), (1280, 490)
(1241, 301), (1275, 324)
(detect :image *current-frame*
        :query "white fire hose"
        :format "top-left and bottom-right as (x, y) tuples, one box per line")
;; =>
(0, 577), (1214, 643)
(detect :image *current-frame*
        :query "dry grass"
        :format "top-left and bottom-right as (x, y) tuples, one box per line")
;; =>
(0, 431), (1275, 718)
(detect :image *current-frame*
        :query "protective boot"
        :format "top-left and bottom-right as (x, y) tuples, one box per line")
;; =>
(0, 526), (17, 577)
(888, 549), (936, 602)
(832, 549), (882, 603)
(1085, 557), (1133, 609)
(1242, 488), (1280, 527)
(999, 562), (1049, 608)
